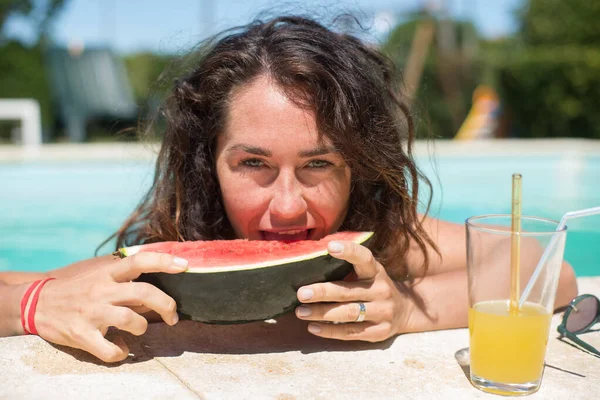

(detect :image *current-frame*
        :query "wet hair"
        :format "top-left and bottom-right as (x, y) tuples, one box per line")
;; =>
(109, 15), (438, 280)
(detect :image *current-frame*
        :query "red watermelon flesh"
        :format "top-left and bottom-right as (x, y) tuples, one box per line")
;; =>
(119, 231), (373, 272)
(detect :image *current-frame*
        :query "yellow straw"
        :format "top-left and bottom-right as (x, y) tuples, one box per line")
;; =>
(510, 173), (522, 313)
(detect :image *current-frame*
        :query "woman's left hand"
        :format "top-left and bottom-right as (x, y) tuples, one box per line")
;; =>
(295, 240), (413, 342)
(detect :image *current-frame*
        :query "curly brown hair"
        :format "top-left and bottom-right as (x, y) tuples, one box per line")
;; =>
(111, 15), (437, 280)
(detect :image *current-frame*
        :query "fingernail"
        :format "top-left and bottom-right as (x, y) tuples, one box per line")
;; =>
(298, 288), (313, 301)
(172, 257), (188, 270)
(328, 241), (344, 253)
(308, 324), (321, 334)
(296, 306), (312, 317)
(172, 313), (179, 325)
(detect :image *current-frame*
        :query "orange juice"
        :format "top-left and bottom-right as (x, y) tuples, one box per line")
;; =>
(469, 300), (552, 384)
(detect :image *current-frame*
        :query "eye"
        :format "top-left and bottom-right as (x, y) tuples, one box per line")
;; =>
(306, 159), (333, 169)
(240, 158), (265, 169)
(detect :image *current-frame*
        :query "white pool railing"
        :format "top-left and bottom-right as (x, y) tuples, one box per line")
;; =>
(0, 99), (42, 150)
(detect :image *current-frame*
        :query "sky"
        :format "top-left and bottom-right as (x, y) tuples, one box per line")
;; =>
(4, 0), (524, 54)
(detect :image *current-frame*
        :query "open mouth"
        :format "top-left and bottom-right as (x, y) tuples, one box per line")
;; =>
(261, 229), (314, 241)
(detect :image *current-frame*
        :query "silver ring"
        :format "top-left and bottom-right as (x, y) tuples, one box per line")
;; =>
(355, 302), (366, 322)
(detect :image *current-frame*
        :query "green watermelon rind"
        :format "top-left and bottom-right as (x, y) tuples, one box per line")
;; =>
(118, 231), (374, 273)
(127, 231), (374, 324)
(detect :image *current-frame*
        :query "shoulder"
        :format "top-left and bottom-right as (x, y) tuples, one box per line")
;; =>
(405, 214), (467, 277)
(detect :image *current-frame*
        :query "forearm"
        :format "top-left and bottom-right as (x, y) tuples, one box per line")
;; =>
(0, 255), (114, 285)
(554, 260), (578, 309)
(401, 260), (578, 334)
(402, 269), (468, 333)
(0, 282), (28, 336)
(49, 255), (114, 278)
(0, 271), (49, 285)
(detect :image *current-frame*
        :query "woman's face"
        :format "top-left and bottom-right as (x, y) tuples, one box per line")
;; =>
(215, 76), (351, 241)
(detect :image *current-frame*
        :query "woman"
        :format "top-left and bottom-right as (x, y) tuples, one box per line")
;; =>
(0, 16), (578, 362)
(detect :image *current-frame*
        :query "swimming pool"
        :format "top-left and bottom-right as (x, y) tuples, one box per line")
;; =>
(1, 148), (599, 276)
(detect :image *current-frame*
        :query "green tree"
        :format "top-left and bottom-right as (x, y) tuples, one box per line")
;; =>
(0, 0), (68, 141)
(517, 0), (600, 46)
(0, 40), (53, 133)
(382, 17), (481, 139)
(487, 0), (600, 139)
(123, 52), (173, 106)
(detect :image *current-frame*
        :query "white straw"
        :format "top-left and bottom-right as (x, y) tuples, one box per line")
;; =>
(519, 206), (600, 308)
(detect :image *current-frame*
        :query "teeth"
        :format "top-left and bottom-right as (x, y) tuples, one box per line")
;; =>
(277, 230), (304, 235)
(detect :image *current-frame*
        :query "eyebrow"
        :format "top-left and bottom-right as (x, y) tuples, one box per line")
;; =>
(298, 146), (337, 158)
(226, 144), (271, 157)
(227, 144), (337, 158)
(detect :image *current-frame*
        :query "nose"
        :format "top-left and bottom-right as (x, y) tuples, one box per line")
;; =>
(268, 168), (308, 219)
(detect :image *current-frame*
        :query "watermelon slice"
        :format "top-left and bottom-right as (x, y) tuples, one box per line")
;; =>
(119, 231), (373, 324)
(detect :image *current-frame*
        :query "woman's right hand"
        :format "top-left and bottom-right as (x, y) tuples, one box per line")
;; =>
(32, 252), (188, 363)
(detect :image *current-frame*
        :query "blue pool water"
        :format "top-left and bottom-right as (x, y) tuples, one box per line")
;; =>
(1, 153), (599, 276)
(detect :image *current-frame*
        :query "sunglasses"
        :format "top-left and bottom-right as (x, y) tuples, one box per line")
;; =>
(557, 294), (600, 356)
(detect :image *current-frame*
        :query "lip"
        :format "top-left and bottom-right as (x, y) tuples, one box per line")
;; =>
(260, 228), (315, 240)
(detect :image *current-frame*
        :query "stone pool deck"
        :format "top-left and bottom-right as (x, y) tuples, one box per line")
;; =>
(1, 277), (599, 400)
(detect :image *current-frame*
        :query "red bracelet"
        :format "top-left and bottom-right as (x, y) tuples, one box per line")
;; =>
(20, 280), (42, 334)
(20, 278), (55, 335)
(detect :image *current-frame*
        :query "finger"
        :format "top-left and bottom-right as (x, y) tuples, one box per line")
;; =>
(129, 305), (152, 315)
(307, 321), (393, 342)
(112, 335), (130, 357)
(111, 252), (188, 282)
(78, 329), (130, 363)
(296, 301), (376, 323)
(101, 306), (149, 336)
(327, 241), (379, 280)
(297, 280), (373, 304)
(108, 282), (179, 326)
